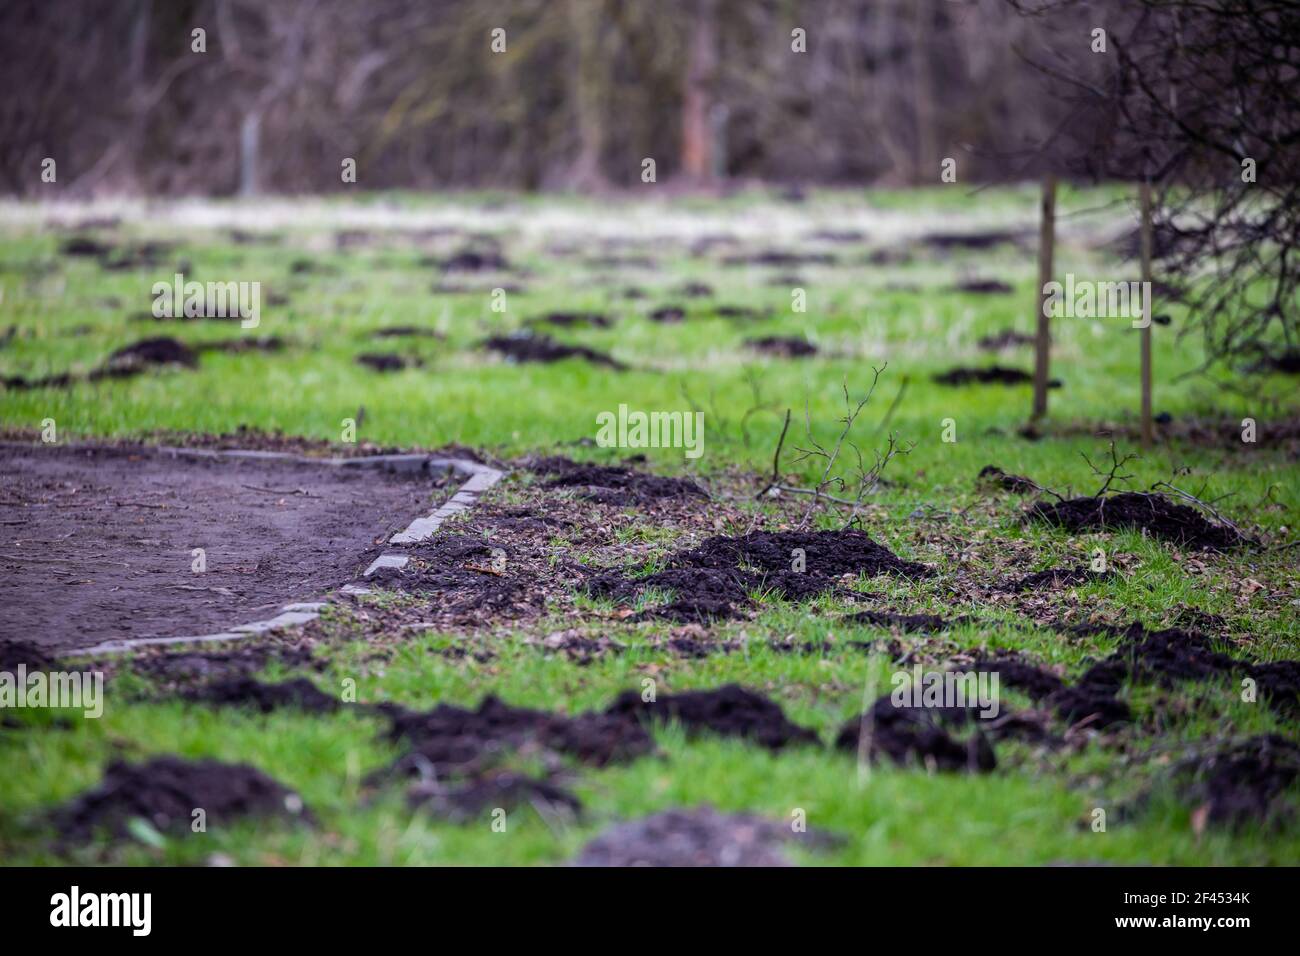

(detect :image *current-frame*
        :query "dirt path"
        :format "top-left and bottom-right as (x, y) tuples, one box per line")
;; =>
(0, 444), (438, 650)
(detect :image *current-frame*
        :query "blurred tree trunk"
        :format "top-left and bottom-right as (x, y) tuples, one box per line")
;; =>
(566, 0), (607, 190)
(912, 0), (936, 184)
(681, 0), (718, 183)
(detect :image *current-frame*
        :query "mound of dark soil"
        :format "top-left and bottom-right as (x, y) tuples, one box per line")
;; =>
(3, 336), (200, 390)
(0, 639), (59, 670)
(722, 250), (836, 267)
(606, 684), (818, 751)
(747, 336), (818, 357)
(130, 646), (320, 684)
(1251, 350), (1300, 375)
(61, 237), (174, 271)
(1094, 624), (1290, 700)
(977, 329), (1035, 350)
(386, 544), (546, 623)
(356, 352), (420, 373)
(649, 306), (686, 323)
(977, 464), (1040, 494)
(1174, 735), (1300, 829)
(529, 311), (612, 329)
(197, 336), (285, 354)
(844, 610), (969, 633)
(183, 677), (340, 714)
(105, 336), (197, 371)
(588, 528), (929, 622)
(921, 230), (1020, 251)
(678, 282), (715, 298)
(61, 236), (112, 258)
(409, 771), (582, 821)
(714, 305), (769, 320)
(1041, 621), (1298, 726)
(528, 456), (707, 504)
(439, 249), (511, 272)
(1027, 492), (1244, 550)
(383, 695), (654, 778)
(52, 756), (308, 840)
(952, 279), (1013, 295)
(573, 806), (835, 866)
(836, 696), (996, 772)
(1007, 565), (1113, 591)
(934, 366), (1057, 387)
(970, 656), (1066, 701)
(369, 326), (444, 339)
(483, 333), (625, 369)
(289, 258), (339, 276)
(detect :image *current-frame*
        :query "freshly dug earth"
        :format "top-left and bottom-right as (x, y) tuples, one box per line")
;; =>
(183, 677), (341, 714)
(0, 638), (59, 670)
(409, 771), (581, 821)
(934, 366), (1058, 387)
(1173, 735), (1300, 829)
(586, 529), (929, 621)
(747, 336), (818, 357)
(529, 456), (707, 505)
(977, 464), (1041, 494)
(836, 695), (997, 772)
(1028, 492), (1244, 550)
(977, 329), (1035, 350)
(0, 444), (437, 650)
(844, 610), (970, 633)
(130, 645), (320, 685)
(383, 534), (549, 624)
(952, 279), (1013, 295)
(573, 806), (834, 866)
(1079, 623), (1299, 717)
(3, 336), (198, 390)
(528, 311), (612, 329)
(382, 695), (655, 779)
(483, 333), (625, 369)
(1006, 565), (1113, 591)
(52, 756), (308, 841)
(977, 621), (1300, 729)
(356, 352), (421, 373)
(606, 684), (818, 751)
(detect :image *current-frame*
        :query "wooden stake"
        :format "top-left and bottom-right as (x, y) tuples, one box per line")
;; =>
(1032, 174), (1057, 420)
(1139, 181), (1154, 448)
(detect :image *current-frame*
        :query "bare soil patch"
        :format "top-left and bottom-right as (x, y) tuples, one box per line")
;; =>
(0, 444), (437, 650)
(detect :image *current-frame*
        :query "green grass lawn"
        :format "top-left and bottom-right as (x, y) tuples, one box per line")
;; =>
(1, 187), (1297, 865)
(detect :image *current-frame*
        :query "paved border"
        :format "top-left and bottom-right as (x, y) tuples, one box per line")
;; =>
(29, 445), (506, 656)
